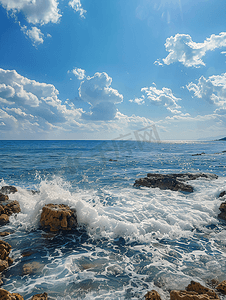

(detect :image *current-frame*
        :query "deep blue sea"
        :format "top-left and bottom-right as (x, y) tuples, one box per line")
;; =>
(0, 140), (226, 299)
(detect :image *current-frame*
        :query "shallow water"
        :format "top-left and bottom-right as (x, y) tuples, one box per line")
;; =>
(0, 140), (226, 299)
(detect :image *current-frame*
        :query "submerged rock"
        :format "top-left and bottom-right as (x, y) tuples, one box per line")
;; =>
(40, 204), (78, 232)
(134, 173), (218, 192)
(0, 186), (17, 195)
(145, 290), (161, 300)
(22, 262), (44, 276)
(170, 281), (220, 300)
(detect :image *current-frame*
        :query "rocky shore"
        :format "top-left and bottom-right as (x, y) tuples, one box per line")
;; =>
(0, 179), (226, 299)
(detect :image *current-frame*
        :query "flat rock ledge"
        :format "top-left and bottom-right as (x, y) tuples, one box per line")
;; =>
(40, 204), (78, 232)
(134, 173), (218, 192)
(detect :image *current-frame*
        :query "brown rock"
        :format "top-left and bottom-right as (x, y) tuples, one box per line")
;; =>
(0, 240), (13, 272)
(216, 280), (226, 294)
(170, 290), (214, 300)
(186, 281), (219, 299)
(0, 288), (24, 299)
(145, 290), (161, 300)
(0, 259), (8, 272)
(30, 292), (48, 300)
(40, 204), (78, 232)
(0, 215), (9, 225)
(0, 186), (18, 194)
(0, 232), (11, 237)
(0, 193), (9, 201)
(3, 201), (21, 216)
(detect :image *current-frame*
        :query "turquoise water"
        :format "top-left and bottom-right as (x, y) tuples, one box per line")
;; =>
(0, 140), (226, 299)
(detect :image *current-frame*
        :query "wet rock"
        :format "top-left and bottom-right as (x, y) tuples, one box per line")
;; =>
(40, 203), (78, 232)
(0, 193), (9, 201)
(145, 290), (161, 300)
(0, 201), (21, 217)
(192, 152), (205, 156)
(30, 292), (48, 300)
(0, 215), (9, 226)
(0, 186), (17, 195)
(134, 173), (218, 192)
(170, 281), (220, 300)
(218, 201), (226, 220)
(0, 232), (11, 237)
(21, 251), (34, 258)
(216, 280), (226, 294)
(109, 159), (117, 162)
(218, 191), (226, 198)
(186, 281), (219, 299)
(0, 240), (13, 273)
(0, 288), (24, 299)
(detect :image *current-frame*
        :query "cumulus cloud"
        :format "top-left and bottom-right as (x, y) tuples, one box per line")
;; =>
(187, 73), (226, 106)
(161, 32), (226, 67)
(130, 84), (181, 113)
(0, 68), (86, 137)
(79, 72), (123, 121)
(69, 68), (86, 80)
(21, 26), (44, 45)
(0, 0), (61, 25)
(68, 0), (86, 18)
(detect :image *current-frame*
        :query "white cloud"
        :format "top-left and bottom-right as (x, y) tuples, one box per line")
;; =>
(187, 73), (226, 106)
(79, 72), (123, 121)
(21, 26), (44, 45)
(162, 32), (226, 67)
(130, 84), (181, 113)
(0, 0), (61, 25)
(69, 68), (86, 80)
(129, 95), (145, 105)
(68, 0), (86, 18)
(0, 68), (83, 136)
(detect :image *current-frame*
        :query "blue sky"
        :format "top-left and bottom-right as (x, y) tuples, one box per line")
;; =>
(0, 0), (226, 140)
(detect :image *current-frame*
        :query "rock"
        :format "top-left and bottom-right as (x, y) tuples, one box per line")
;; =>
(145, 290), (161, 300)
(0, 215), (9, 226)
(0, 186), (17, 195)
(40, 204), (78, 232)
(0, 240), (13, 273)
(4, 201), (21, 215)
(216, 280), (226, 294)
(218, 191), (226, 198)
(0, 232), (11, 237)
(170, 281), (220, 300)
(134, 173), (218, 192)
(0, 193), (9, 201)
(109, 159), (117, 162)
(186, 281), (219, 299)
(0, 201), (21, 223)
(218, 201), (226, 220)
(22, 262), (44, 275)
(30, 292), (48, 300)
(0, 288), (24, 299)
(192, 152), (205, 156)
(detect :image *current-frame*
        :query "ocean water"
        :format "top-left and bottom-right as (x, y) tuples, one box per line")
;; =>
(0, 140), (226, 299)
